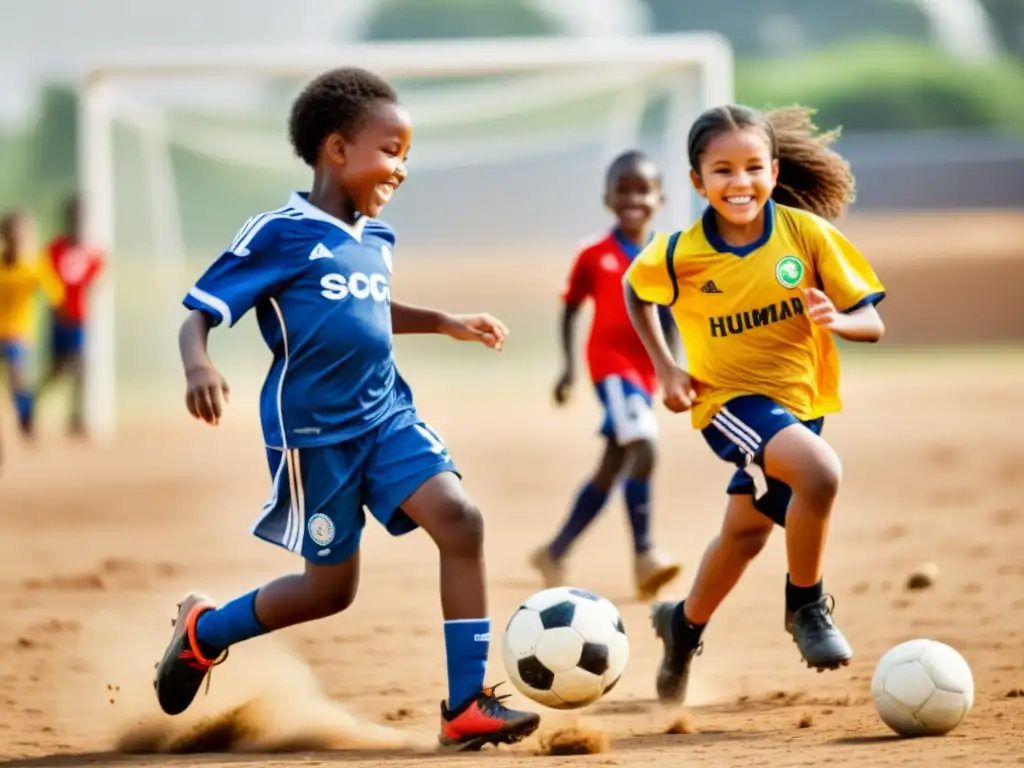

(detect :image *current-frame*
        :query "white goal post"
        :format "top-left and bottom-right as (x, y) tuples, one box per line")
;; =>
(78, 34), (734, 441)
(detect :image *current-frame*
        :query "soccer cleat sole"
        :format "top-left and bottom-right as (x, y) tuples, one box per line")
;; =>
(438, 718), (539, 752)
(790, 637), (853, 672)
(153, 592), (216, 715)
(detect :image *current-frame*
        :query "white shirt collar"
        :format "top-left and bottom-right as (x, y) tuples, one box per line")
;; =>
(289, 191), (368, 242)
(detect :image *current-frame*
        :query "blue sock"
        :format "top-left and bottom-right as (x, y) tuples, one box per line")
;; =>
(14, 391), (33, 429)
(623, 478), (652, 555)
(194, 590), (268, 653)
(444, 618), (490, 711)
(549, 482), (609, 559)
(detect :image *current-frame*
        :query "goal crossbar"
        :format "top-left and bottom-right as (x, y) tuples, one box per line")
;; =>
(78, 34), (734, 441)
(85, 34), (733, 79)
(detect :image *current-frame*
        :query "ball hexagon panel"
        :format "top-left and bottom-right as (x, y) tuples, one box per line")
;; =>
(883, 662), (935, 710)
(921, 643), (974, 697)
(535, 626), (585, 673)
(569, 601), (616, 645)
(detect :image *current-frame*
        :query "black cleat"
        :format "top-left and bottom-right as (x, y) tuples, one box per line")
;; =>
(153, 592), (227, 715)
(650, 601), (702, 704)
(785, 595), (852, 671)
(438, 683), (540, 752)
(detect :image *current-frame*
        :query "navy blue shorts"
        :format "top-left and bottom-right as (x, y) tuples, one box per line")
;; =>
(51, 321), (84, 357)
(252, 407), (460, 565)
(595, 375), (658, 445)
(701, 395), (824, 527)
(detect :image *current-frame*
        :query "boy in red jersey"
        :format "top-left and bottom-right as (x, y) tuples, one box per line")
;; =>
(531, 151), (682, 601)
(39, 194), (103, 436)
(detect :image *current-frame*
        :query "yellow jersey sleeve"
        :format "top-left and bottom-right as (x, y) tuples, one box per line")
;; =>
(625, 232), (677, 306)
(809, 218), (885, 312)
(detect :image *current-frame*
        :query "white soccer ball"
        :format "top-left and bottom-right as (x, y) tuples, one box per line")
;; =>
(502, 587), (629, 709)
(871, 639), (974, 737)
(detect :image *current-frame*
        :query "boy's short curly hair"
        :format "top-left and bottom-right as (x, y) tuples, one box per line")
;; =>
(605, 149), (660, 188)
(288, 67), (398, 167)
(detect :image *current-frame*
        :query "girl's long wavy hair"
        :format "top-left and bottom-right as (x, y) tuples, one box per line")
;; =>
(687, 104), (855, 220)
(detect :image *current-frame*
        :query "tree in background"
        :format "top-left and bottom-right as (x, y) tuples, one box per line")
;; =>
(980, 0), (1024, 58)
(360, 0), (559, 40)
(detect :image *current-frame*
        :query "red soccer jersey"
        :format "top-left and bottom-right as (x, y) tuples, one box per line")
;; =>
(561, 229), (657, 394)
(46, 236), (104, 324)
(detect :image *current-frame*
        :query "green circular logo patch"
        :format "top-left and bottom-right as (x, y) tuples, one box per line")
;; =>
(775, 256), (804, 289)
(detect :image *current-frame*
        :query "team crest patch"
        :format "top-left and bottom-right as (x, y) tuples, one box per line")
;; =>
(307, 513), (336, 547)
(775, 256), (804, 289)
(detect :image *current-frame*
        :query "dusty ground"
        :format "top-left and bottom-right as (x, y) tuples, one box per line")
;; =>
(0, 213), (1022, 766)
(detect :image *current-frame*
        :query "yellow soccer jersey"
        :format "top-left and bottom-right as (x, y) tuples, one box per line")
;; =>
(626, 200), (884, 429)
(0, 257), (64, 341)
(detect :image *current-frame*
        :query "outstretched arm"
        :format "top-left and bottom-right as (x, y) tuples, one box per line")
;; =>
(390, 301), (447, 334)
(391, 301), (507, 350)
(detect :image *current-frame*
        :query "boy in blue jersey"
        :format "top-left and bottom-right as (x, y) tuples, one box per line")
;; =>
(156, 67), (540, 751)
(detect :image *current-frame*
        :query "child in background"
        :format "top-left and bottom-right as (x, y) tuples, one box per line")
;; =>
(39, 193), (104, 437)
(0, 210), (64, 460)
(531, 150), (682, 601)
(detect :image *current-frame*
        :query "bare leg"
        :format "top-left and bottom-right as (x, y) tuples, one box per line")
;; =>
(683, 495), (775, 624)
(254, 554), (360, 629)
(761, 424), (842, 589)
(399, 471), (485, 619)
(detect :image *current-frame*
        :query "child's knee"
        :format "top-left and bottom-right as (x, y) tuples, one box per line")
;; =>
(302, 564), (358, 616)
(432, 497), (484, 558)
(625, 439), (657, 477)
(318, 580), (357, 615)
(795, 449), (842, 507)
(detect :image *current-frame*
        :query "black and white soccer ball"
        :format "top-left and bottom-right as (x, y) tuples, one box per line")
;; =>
(502, 587), (629, 709)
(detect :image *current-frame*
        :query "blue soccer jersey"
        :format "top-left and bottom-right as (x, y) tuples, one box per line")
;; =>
(184, 192), (410, 449)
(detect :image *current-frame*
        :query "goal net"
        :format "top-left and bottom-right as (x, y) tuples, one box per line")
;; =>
(78, 34), (733, 439)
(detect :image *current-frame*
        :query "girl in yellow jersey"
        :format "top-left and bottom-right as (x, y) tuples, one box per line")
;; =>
(0, 210), (64, 449)
(624, 105), (885, 703)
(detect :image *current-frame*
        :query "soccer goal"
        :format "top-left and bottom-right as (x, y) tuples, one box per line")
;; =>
(78, 34), (733, 440)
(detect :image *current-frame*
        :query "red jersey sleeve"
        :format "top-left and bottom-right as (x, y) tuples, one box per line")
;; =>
(561, 248), (593, 307)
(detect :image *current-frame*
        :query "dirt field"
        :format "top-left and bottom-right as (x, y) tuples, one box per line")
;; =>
(0, 213), (1022, 767)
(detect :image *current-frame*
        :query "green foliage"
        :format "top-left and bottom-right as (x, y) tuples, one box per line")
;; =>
(736, 39), (1024, 133)
(361, 0), (559, 41)
(14, 84), (79, 233)
(643, 0), (930, 56)
(979, 0), (1024, 59)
